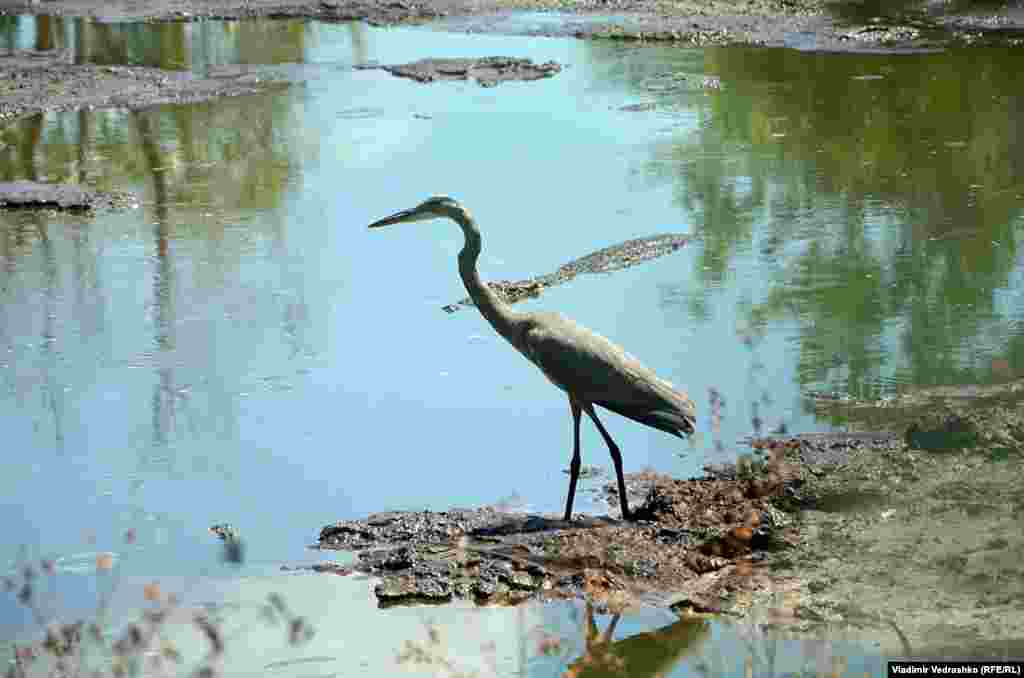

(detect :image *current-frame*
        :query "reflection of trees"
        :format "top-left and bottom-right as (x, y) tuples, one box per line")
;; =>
(6, 15), (307, 72)
(0, 20), (307, 466)
(1, 88), (300, 215)
(628, 45), (1024, 403)
(38, 219), (66, 453)
(0, 213), (71, 453)
(347, 21), (370, 65)
(133, 111), (180, 450)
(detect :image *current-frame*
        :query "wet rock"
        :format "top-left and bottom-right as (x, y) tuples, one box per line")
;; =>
(375, 571), (453, 605)
(0, 181), (135, 211)
(360, 545), (418, 571)
(362, 57), (562, 87)
(444, 233), (690, 313)
(319, 508), (503, 549)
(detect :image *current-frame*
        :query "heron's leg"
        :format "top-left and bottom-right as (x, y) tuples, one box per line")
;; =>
(583, 404), (631, 521)
(563, 397), (583, 522)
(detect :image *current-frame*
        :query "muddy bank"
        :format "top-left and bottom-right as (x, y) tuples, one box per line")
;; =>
(4, 0), (1024, 51)
(765, 402), (1024, 658)
(316, 443), (799, 611)
(314, 393), (1024, 657)
(0, 49), (287, 125)
(442, 233), (690, 314)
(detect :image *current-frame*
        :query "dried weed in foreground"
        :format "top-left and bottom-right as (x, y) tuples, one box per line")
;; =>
(3, 529), (313, 678)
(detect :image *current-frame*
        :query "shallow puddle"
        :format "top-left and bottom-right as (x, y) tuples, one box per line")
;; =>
(2, 12), (1024, 672)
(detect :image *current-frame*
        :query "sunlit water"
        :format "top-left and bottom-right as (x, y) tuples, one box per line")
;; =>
(3, 13), (1024, 673)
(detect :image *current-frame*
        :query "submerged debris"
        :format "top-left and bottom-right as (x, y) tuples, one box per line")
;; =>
(442, 233), (690, 313)
(359, 57), (562, 87)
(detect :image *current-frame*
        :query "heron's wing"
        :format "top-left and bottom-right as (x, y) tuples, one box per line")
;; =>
(522, 313), (695, 436)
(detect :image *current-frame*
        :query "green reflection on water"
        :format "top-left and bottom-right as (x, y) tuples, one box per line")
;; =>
(620, 43), (1024, 412)
(0, 14), (310, 73)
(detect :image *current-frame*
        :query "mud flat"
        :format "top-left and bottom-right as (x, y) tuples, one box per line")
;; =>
(765, 392), (1024, 658)
(0, 49), (288, 125)
(4, 0), (1024, 51)
(313, 387), (1024, 657)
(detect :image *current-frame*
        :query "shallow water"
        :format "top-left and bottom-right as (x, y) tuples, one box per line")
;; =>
(2, 12), (1024, 672)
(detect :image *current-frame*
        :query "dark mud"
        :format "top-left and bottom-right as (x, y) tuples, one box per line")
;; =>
(0, 180), (136, 211)
(761, 402), (1024, 657)
(0, 48), (287, 125)
(318, 444), (798, 610)
(442, 233), (689, 314)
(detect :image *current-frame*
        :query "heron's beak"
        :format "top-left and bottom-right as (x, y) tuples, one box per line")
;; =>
(368, 206), (430, 229)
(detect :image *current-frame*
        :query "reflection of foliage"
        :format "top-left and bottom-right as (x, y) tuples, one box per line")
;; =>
(0, 89), (301, 230)
(1, 15), (308, 72)
(0, 16), (310, 476)
(631, 44), (1024, 404)
(0, 14), (306, 225)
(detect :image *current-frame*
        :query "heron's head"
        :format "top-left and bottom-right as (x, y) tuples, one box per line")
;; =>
(367, 196), (466, 229)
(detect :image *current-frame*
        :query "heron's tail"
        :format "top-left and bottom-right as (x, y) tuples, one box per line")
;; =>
(595, 401), (695, 438)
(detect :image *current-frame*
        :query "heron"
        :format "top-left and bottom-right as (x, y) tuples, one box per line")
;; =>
(368, 196), (696, 521)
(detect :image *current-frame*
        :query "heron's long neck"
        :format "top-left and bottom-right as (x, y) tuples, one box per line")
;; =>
(452, 210), (522, 346)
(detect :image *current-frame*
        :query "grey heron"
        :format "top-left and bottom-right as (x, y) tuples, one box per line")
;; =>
(368, 196), (695, 521)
